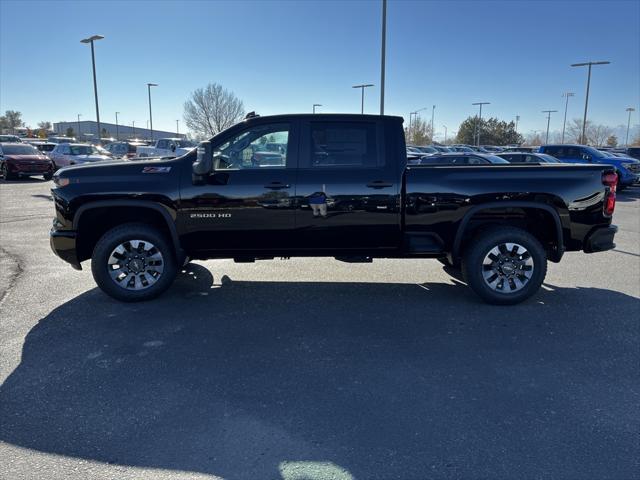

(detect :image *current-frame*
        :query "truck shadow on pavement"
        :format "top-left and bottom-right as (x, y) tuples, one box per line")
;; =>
(1, 264), (638, 480)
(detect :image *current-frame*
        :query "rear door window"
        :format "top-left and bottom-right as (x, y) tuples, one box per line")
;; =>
(308, 122), (379, 168)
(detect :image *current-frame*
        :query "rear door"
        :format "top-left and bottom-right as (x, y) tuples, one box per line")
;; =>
(294, 118), (401, 250)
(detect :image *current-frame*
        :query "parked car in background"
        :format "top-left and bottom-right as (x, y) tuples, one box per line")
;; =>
(419, 152), (510, 165)
(27, 141), (57, 157)
(0, 143), (55, 180)
(48, 136), (77, 144)
(448, 146), (475, 152)
(481, 145), (504, 152)
(539, 144), (640, 189)
(136, 138), (196, 158)
(613, 147), (640, 160)
(431, 145), (452, 152)
(497, 152), (561, 163)
(104, 141), (149, 159)
(0, 135), (22, 143)
(414, 146), (439, 155)
(501, 146), (537, 153)
(48, 143), (112, 168)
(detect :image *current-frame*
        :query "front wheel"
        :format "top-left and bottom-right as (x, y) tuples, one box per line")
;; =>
(462, 226), (547, 305)
(1, 163), (16, 180)
(91, 223), (177, 302)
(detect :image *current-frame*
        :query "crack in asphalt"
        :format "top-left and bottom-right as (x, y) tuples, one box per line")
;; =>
(0, 246), (23, 306)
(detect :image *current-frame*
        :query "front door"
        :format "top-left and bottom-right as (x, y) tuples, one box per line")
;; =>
(179, 121), (298, 254)
(294, 119), (401, 251)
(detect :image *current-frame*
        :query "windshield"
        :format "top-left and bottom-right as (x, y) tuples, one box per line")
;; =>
(583, 146), (606, 158)
(538, 154), (560, 163)
(177, 140), (196, 148)
(486, 155), (510, 164)
(1, 144), (40, 155)
(69, 145), (99, 155)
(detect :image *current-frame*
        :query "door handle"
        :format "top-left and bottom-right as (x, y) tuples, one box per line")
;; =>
(366, 181), (393, 189)
(264, 182), (290, 190)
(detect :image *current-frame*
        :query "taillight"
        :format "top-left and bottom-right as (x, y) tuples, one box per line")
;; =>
(602, 171), (617, 216)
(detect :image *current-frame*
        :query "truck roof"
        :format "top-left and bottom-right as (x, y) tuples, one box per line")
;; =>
(240, 113), (404, 123)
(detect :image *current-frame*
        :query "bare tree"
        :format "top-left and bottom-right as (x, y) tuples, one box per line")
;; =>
(404, 116), (433, 145)
(590, 124), (613, 147)
(37, 121), (52, 131)
(183, 83), (245, 138)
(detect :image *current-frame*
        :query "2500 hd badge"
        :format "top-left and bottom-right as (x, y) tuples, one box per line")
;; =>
(190, 213), (232, 219)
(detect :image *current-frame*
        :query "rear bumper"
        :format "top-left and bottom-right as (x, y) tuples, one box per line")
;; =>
(50, 228), (82, 270)
(583, 225), (617, 253)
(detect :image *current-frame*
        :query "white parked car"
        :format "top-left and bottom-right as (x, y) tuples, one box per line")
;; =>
(136, 138), (196, 158)
(49, 143), (112, 168)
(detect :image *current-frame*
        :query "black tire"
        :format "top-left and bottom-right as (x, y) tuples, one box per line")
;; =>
(462, 226), (547, 305)
(1, 163), (16, 180)
(91, 223), (177, 302)
(616, 171), (626, 192)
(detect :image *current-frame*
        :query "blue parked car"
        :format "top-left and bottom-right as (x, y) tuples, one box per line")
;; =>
(538, 144), (640, 189)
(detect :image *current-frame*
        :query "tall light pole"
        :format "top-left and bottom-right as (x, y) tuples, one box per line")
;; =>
(176, 119), (180, 135)
(409, 107), (427, 142)
(542, 110), (558, 144)
(380, 0), (387, 114)
(132, 121), (136, 139)
(443, 125), (448, 143)
(80, 35), (104, 142)
(626, 107), (635, 147)
(561, 92), (575, 144)
(115, 112), (120, 140)
(571, 61), (610, 144)
(352, 84), (374, 114)
(313, 103), (322, 114)
(77, 114), (82, 138)
(515, 115), (520, 133)
(147, 83), (158, 141)
(472, 102), (490, 146)
(430, 105), (436, 141)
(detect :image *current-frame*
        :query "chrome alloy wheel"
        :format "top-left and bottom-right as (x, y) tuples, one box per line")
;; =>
(482, 242), (534, 293)
(107, 239), (164, 290)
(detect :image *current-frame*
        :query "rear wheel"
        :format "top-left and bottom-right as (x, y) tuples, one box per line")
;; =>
(462, 226), (547, 305)
(91, 223), (177, 302)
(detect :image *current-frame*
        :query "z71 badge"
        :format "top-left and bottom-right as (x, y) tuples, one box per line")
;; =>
(142, 166), (172, 173)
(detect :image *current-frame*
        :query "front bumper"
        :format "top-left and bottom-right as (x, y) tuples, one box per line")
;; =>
(50, 227), (82, 270)
(583, 225), (617, 253)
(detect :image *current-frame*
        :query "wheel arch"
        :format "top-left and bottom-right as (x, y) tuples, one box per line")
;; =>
(73, 200), (182, 263)
(452, 201), (565, 263)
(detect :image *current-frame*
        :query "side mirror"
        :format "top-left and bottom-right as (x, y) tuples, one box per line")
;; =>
(192, 141), (213, 184)
(170, 144), (176, 152)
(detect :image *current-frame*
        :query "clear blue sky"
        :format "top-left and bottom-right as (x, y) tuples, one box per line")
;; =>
(1, 0), (638, 140)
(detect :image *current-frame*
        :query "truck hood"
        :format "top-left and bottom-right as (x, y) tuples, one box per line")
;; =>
(55, 157), (175, 176)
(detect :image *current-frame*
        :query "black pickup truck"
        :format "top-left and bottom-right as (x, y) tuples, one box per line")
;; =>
(50, 114), (618, 304)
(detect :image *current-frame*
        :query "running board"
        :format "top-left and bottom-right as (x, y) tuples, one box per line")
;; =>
(334, 256), (373, 263)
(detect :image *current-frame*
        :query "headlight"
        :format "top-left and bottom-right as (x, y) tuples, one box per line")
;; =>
(53, 176), (70, 187)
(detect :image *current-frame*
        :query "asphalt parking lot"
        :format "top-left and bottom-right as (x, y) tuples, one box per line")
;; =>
(0, 178), (638, 480)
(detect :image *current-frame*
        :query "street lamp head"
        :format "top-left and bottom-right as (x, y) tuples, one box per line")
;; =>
(147, 83), (158, 87)
(626, 107), (636, 112)
(80, 35), (104, 43)
(571, 61), (611, 67)
(352, 84), (374, 88)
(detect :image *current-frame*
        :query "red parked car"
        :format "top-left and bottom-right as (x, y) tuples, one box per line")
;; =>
(0, 143), (55, 181)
